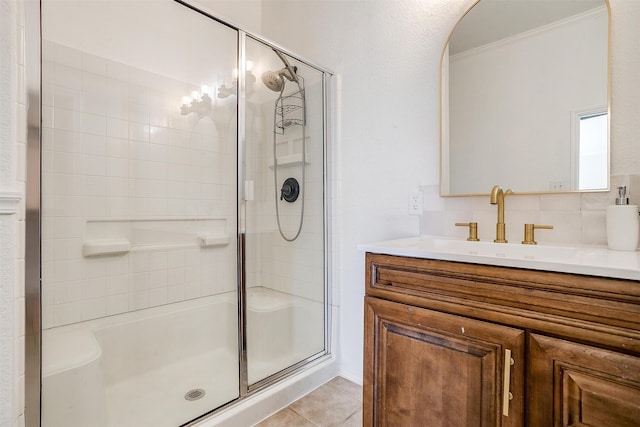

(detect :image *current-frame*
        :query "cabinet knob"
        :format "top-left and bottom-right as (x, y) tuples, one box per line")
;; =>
(522, 224), (553, 245)
(455, 222), (480, 241)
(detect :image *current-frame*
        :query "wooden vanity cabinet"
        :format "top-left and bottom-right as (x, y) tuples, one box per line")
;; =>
(363, 253), (640, 427)
(364, 296), (525, 426)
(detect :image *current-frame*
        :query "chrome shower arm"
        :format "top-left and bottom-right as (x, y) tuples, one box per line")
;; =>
(274, 49), (299, 83)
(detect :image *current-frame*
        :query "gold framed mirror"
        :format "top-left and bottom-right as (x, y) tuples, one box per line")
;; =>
(441, 0), (610, 196)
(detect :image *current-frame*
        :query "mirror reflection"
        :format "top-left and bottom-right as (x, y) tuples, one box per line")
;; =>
(441, 0), (609, 195)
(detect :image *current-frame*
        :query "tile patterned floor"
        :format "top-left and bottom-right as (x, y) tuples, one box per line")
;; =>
(254, 377), (362, 427)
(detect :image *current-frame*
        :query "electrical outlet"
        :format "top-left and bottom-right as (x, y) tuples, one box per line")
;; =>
(549, 180), (565, 191)
(409, 191), (423, 215)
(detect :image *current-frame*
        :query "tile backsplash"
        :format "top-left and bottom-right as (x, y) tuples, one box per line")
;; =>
(420, 174), (640, 246)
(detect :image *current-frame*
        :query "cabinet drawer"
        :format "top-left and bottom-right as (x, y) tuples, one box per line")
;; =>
(365, 253), (640, 355)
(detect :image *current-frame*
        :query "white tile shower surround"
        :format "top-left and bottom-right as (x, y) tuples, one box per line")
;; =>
(37, 38), (329, 426)
(243, 65), (326, 305)
(41, 40), (326, 330)
(1, 1), (26, 426)
(41, 41), (237, 328)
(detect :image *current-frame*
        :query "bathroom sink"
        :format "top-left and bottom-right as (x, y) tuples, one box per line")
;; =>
(406, 237), (577, 260)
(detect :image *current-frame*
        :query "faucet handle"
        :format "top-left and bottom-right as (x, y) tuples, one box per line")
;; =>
(522, 224), (553, 245)
(455, 222), (480, 241)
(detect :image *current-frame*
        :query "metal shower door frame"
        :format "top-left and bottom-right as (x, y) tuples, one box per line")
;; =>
(24, 1), (334, 425)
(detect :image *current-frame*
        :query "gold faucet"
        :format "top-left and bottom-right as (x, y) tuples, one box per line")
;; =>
(490, 185), (512, 243)
(522, 224), (553, 245)
(455, 222), (480, 241)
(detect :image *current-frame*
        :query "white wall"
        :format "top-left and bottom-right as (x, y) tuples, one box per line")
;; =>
(260, 0), (640, 383)
(261, 0), (451, 382)
(41, 0), (240, 92)
(192, 0), (263, 34)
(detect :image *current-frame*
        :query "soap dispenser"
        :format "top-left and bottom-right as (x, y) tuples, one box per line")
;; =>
(606, 186), (639, 251)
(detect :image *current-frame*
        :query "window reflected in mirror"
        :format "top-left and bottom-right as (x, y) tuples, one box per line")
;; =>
(578, 112), (608, 191)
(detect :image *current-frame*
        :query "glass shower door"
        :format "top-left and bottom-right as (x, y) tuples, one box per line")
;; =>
(243, 37), (327, 386)
(40, 1), (239, 426)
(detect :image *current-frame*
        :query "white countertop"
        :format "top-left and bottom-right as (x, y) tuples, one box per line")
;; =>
(358, 235), (640, 281)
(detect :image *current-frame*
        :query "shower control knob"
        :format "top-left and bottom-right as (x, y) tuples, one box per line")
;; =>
(280, 177), (300, 203)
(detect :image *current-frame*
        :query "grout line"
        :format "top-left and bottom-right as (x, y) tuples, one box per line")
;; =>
(256, 377), (363, 426)
(287, 406), (320, 426)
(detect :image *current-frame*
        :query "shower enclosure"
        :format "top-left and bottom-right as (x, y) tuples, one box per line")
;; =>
(28, 1), (331, 426)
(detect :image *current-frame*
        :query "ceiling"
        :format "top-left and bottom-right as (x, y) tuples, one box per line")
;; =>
(449, 0), (605, 55)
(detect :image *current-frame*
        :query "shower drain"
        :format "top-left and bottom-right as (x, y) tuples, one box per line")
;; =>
(184, 389), (206, 401)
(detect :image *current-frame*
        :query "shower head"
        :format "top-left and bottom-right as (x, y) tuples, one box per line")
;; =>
(262, 48), (300, 92)
(261, 69), (285, 92)
(261, 66), (297, 92)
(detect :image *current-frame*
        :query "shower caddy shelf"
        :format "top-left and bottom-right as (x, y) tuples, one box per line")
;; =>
(81, 217), (230, 256)
(275, 89), (305, 134)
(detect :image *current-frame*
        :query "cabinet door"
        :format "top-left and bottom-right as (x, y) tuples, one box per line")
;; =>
(364, 296), (525, 427)
(528, 333), (640, 427)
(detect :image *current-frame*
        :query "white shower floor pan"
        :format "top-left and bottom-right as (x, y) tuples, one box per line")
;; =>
(106, 349), (238, 427)
(41, 288), (325, 427)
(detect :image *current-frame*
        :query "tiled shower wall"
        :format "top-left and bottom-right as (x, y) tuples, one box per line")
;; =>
(242, 42), (326, 305)
(249, 86), (325, 303)
(255, 145), (326, 303)
(41, 42), (236, 329)
(1, 0), (26, 425)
